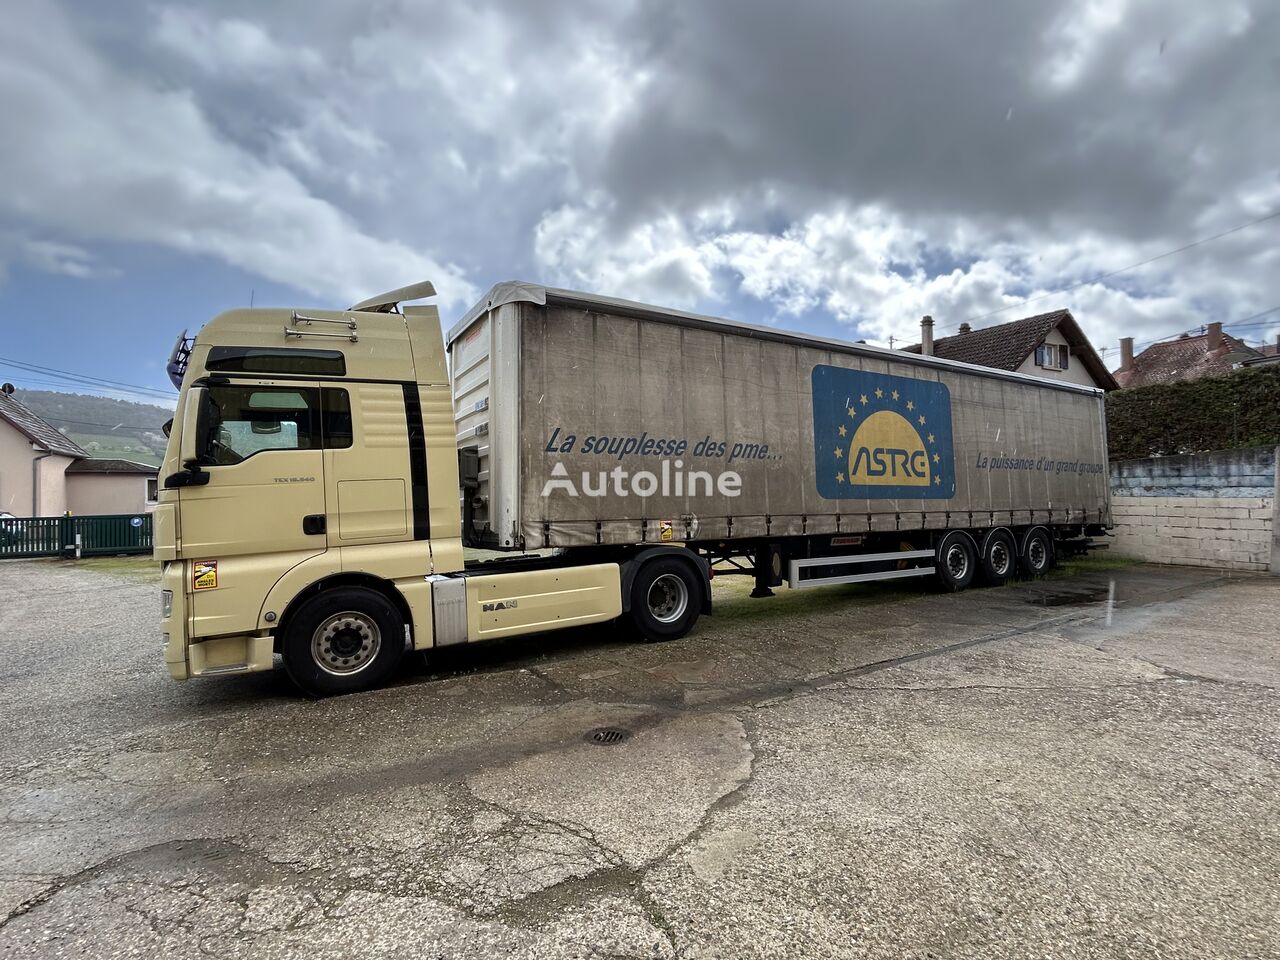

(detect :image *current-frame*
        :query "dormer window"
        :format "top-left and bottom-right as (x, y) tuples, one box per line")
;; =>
(1035, 343), (1069, 371)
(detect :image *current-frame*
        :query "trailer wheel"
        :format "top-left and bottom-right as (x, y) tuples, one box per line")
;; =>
(980, 531), (1017, 585)
(281, 587), (405, 697)
(629, 557), (702, 643)
(1021, 528), (1053, 578)
(936, 533), (977, 592)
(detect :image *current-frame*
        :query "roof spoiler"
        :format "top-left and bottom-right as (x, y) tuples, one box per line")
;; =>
(349, 280), (437, 313)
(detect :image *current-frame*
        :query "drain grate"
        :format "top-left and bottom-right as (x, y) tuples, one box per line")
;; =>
(587, 727), (630, 746)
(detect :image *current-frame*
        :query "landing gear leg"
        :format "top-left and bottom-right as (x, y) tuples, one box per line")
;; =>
(750, 545), (780, 598)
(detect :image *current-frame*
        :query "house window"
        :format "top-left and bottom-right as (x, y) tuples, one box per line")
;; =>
(146, 477), (158, 503)
(1035, 344), (1069, 371)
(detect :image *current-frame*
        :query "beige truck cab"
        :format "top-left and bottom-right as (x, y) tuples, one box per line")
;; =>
(158, 282), (699, 695)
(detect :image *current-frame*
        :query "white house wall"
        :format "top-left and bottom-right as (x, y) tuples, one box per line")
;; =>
(1014, 328), (1101, 388)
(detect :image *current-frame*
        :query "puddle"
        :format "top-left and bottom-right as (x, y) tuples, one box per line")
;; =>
(1030, 579), (1118, 625)
(1031, 588), (1113, 607)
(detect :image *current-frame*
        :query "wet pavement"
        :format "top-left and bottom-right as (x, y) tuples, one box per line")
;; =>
(0, 558), (1277, 959)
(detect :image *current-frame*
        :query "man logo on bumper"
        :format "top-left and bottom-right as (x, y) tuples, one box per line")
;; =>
(482, 600), (518, 612)
(811, 365), (956, 500)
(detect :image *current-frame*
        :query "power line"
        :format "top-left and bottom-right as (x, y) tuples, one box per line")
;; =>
(1128, 305), (1280, 353)
(0, 356), (174, 400)
(933, 207), (1280, 336)
(3, 374), (176, 401)
(24, 415), (166, 434)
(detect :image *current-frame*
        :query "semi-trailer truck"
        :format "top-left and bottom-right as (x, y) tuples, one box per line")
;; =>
(157, 280), (1110, 696)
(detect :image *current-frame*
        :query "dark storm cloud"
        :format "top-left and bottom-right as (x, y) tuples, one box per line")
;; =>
(602, 1), (1277, 239)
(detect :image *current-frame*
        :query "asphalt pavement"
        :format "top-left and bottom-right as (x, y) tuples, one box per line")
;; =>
(0, 557), (1276, 959)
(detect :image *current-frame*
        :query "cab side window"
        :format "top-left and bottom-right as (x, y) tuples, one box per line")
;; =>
(321, 388), (353, 450)
(205, 386), (319, 465)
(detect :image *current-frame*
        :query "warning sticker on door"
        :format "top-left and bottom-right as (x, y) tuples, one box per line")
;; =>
(193, 560), (218, 591)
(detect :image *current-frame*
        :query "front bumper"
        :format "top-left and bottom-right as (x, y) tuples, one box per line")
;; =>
(161, 561), (274, 680)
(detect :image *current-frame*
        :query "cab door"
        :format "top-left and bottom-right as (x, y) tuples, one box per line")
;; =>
(177, 380), (329, 636)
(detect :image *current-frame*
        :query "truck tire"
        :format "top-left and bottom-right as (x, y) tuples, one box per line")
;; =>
(979, 530), (1017, 585)
(936, 533), (977, 592)
(282, 587), (405, 697)
(1021, 528), (1053, 578)
(628, 557), (702, 643)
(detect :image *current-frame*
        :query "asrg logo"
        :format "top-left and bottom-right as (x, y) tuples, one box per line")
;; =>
(811, 365), (956, 500)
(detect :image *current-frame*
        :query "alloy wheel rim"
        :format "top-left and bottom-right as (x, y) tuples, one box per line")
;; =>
(312, 612), (382, 676)
(990, 541), (1011, 576)
(945, 544), (969, 581)
(647, 574), (689, 624)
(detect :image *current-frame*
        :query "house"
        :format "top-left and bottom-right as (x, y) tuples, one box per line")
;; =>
(0, 384), (88, 516)
(0, 385), (158, 517)
(1113, 322), (1263, 388)
(1241, 335), (1280, 367)
(903, 310), (1119, 390)
(65, 459), (159, 515)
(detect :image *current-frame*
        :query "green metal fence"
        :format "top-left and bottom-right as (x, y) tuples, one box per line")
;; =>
(0, 514), (153, 559)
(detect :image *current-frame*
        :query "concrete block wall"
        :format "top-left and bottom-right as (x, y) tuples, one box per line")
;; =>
(1108, 447), (1278, 573)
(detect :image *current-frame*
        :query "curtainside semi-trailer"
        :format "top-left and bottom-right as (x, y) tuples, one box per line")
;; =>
(156, 280), (1110, 696)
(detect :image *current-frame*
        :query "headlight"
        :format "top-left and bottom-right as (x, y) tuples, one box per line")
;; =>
(161, 590), (173, 618)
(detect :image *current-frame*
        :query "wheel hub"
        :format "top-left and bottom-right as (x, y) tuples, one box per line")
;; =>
(312, 612), (381, 676)
(945, 544), (969, 580)
(647, 573), (689, 624)
(990, 541), (1011, 576)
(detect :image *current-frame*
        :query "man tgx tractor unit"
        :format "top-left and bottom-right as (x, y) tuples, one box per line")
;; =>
(157, 280), (1110, 695)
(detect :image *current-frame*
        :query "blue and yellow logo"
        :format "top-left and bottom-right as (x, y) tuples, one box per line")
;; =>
(811, 365), (956, 500)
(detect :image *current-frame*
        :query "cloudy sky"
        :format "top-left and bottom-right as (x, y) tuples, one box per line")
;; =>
(0, 0), (1277, 402)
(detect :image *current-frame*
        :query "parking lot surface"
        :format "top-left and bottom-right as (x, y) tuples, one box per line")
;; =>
(0, 557), (1277, 959)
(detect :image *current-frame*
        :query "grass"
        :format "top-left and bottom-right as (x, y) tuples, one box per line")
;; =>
(64, 554), (159, 582)
(1053, 553), (1142, 575)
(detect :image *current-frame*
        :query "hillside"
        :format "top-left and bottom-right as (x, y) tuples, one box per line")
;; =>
(14, 390), (175, 466)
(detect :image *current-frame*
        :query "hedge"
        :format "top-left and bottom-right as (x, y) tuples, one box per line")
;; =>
(1106, 363), (1280, 460)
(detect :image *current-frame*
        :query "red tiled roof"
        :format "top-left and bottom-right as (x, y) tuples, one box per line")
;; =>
(1113, 332), (1262, 388)
(904, 309), (1118, 389)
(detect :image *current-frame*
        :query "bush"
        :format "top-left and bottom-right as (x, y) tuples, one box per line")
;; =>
(1106, 364), (1280, 460)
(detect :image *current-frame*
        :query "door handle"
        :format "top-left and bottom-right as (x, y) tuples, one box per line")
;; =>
(303, 514), (327, 535)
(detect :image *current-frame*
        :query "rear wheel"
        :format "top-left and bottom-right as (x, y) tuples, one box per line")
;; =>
(628, 557), (702, 642)
(980, 531), (1017, 585)
(1021, 529), (1053, 578)
(282, 587), (405, 696)
(936, 533), (976, 592)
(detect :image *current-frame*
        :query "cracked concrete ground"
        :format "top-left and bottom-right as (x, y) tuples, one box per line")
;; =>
(0, 557), (1277, 959)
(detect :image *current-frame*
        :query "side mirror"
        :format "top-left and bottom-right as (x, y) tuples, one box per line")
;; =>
(179, 387), (206, 467)
(166, 388), (215, 488)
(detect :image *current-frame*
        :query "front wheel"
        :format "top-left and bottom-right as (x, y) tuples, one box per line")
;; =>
(281, 587), (405, 696)
(628, 557), (703, 642)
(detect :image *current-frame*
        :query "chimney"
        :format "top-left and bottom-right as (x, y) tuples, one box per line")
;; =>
(921, 315), (934, 356)
(1119, 337), (1134, 372)
(959, 322), (972, 335)
(1206, 321), (1223, 353)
